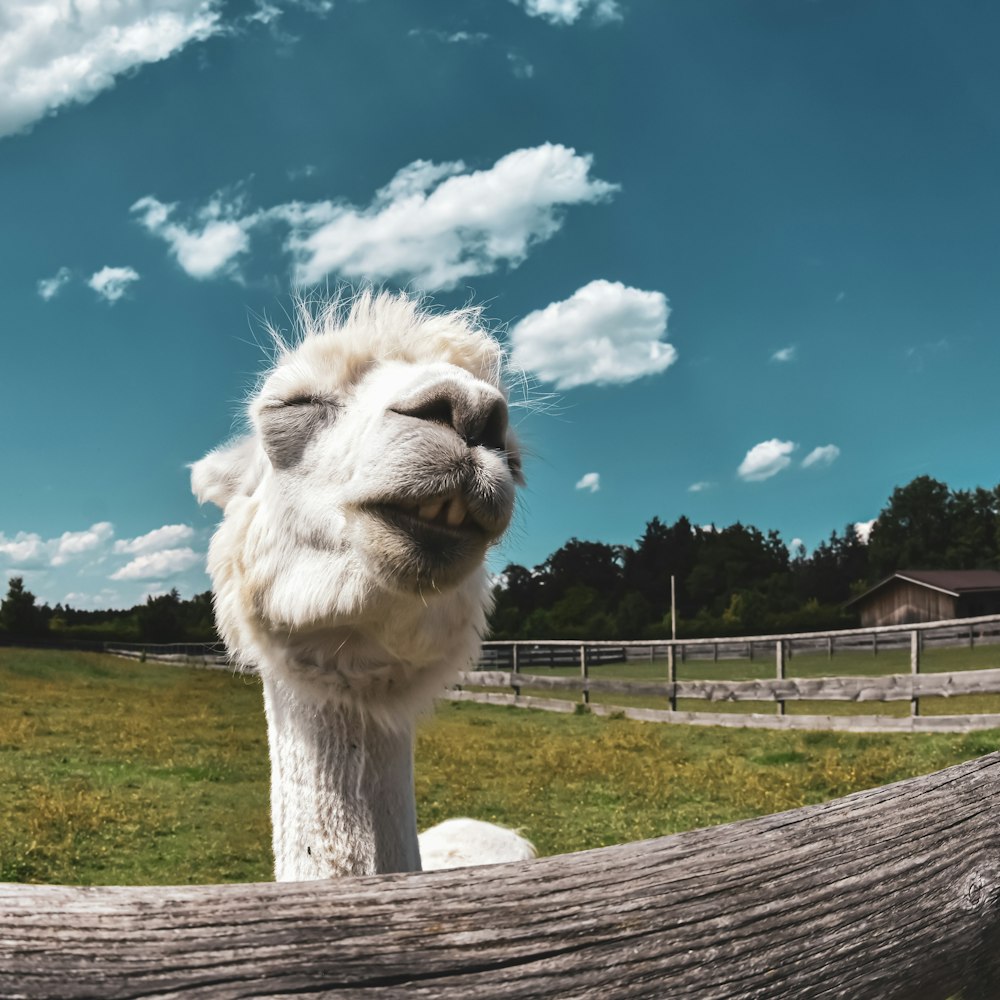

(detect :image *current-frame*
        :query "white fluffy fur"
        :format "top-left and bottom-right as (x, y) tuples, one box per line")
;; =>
(418, 818), (537, 870)
(193, 290), (527, 879)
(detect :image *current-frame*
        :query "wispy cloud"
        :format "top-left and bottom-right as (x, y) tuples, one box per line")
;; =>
(512, 0), (623, 26)
(133, 144), (617, 290)
(770, 345), (796, 363)
(131, 193), (256, 280)
(737, 439), (797, 482)
(0, 522), (114, 568)
(688, 481), (713, 493)
(88, 266), (140, 303)
(0, 1), (222, 140)
(408, 28), (490, 44)
(855, 519), (876, 544)
(278, 144), (618, 288)
(801, 444), (840, 469)
(111, 547), (201, 581)
(575, 472), (601, 493)
(114, 524), (195, 555)
(37, 267), (72, 301)
(510, 279), (673, 389)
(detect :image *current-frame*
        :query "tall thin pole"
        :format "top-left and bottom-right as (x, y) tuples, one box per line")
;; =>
(671, 575), (677, 641)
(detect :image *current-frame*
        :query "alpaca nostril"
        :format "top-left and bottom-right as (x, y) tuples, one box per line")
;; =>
(393, 386), (509, 453)
(466, 397), (508, 452)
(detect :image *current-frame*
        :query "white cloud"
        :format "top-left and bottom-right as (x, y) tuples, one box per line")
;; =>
(111, 547), (201, 581)
(279, 144), (618, 289)
(507, 52), (535, 78)
(688, 481), (713, 493)
(51, 522), (114, 566)
(0, 531), (47, 567)
(131, 194), (256, 279)
(0, 0), (222, 140)
(513, 0), (622, 25)
(132, 145), (616, 290)
(855, 519), (876, 544)
(771, 346), (796, 363)
(114, 524), (194, 555)
(801, 444), (840, 469)
(88, 266), (140, 303)
(37, 267), (72, 300)
(575, 472), (600, 493)
(0, 522), (114, 568)
(509, 279), (674, 389)
(737, 439), (797, 482)
(790, 537), (805, 551)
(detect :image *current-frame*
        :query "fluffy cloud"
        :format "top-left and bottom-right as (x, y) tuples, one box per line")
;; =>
(512, 0), (622, 25)
(737, 439), (797, 482)
(114, 524), (194, 555)
(509, 279), (674, 389)
(855, 519), (876, 544)
(111, 547), (201, 581)
(37, 267), (72, 300)
(801, 444), (840, 469)
(575, 472), (600, 493)
(0, 522), (114, 567)
(0, 0), (222, 139)
(133, 145), (617, 289)
(88, 266), (140, 303)
(131, 195), (255, 280)
(51, 522), (114, 566)
(688, 481), (713, 493)
(280, 144), (618, 288)
(771, 346), (796, 363)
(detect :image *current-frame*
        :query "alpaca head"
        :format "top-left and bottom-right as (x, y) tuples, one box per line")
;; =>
(192, 291), (523, 716)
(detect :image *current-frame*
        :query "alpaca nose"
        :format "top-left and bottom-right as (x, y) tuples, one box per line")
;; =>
(393, 383), (509, 452)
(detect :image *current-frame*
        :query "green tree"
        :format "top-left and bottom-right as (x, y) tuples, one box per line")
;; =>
(0, 577), (46, 637)
(137, 589), (183, 643)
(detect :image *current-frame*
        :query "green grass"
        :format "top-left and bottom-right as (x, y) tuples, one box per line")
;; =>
(1, 646), (998, 885)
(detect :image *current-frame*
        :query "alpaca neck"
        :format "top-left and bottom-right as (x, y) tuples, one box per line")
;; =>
(261, 675), (420, 880)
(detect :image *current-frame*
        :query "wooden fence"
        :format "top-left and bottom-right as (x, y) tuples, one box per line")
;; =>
(4, 751), (1000, 997)
(454, 614), (1000, 733)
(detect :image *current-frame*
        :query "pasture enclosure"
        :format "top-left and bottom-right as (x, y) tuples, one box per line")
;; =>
(456, 614), (1000, 733)
(3, 751), (1000, 998)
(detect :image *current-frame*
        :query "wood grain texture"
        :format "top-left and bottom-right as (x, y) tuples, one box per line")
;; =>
(4, 755), (1000, 999)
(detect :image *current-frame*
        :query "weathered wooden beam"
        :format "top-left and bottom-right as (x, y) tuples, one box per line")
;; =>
(4, 754), (1000, 998)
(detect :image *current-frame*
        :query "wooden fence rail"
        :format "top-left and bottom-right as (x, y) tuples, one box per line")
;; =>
(4, 752), (1000, 998)
(462, 615), (1000, 732)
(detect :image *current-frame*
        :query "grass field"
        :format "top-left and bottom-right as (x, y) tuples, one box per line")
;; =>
(1, 646), (999, 886)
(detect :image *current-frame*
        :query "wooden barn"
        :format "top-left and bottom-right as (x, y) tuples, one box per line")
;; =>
(847, 569), (1000, 627)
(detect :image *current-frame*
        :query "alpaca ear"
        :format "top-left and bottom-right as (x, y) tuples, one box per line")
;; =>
(190, 436), (265, 509)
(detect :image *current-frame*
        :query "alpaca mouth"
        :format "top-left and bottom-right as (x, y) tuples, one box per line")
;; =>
(365, 492), (493, 539)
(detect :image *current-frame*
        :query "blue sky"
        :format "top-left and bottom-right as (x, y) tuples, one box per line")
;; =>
(3, 0), (1000, 609)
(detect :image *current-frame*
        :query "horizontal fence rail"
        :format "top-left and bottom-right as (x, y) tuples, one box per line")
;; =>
(4, 752), (1000, 998)
(463, 614), (1000, 733)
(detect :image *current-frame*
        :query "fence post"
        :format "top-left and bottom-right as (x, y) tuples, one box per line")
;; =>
(873, 633), (878, 657)
(713, 642), (719, 663)
(579, 644), (589, 705)
(827, 636), (834, 659)
(911, 630), (920, 717)
(970, 624), (976, 649)
(667, 643), (677, 712)
(748, 640), (754, 661)
(511, 644), (521, 698)
(776, 640), (786, 716)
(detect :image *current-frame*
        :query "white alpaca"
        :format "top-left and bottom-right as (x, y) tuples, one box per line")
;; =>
(192, 291), (534, 879)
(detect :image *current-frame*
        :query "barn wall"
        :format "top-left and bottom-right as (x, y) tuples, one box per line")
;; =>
(857, 580), (957, 627)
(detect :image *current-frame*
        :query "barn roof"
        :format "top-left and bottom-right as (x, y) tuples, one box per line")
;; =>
(847, 569), (1000, 606)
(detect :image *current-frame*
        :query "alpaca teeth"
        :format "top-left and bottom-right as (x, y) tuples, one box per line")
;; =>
(419, 499), (445, 521)
(446, 496), (467, 527)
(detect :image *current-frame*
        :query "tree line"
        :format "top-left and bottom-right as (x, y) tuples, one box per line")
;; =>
(2, 475), (999, 644)
(490, 475), (1000, 639)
